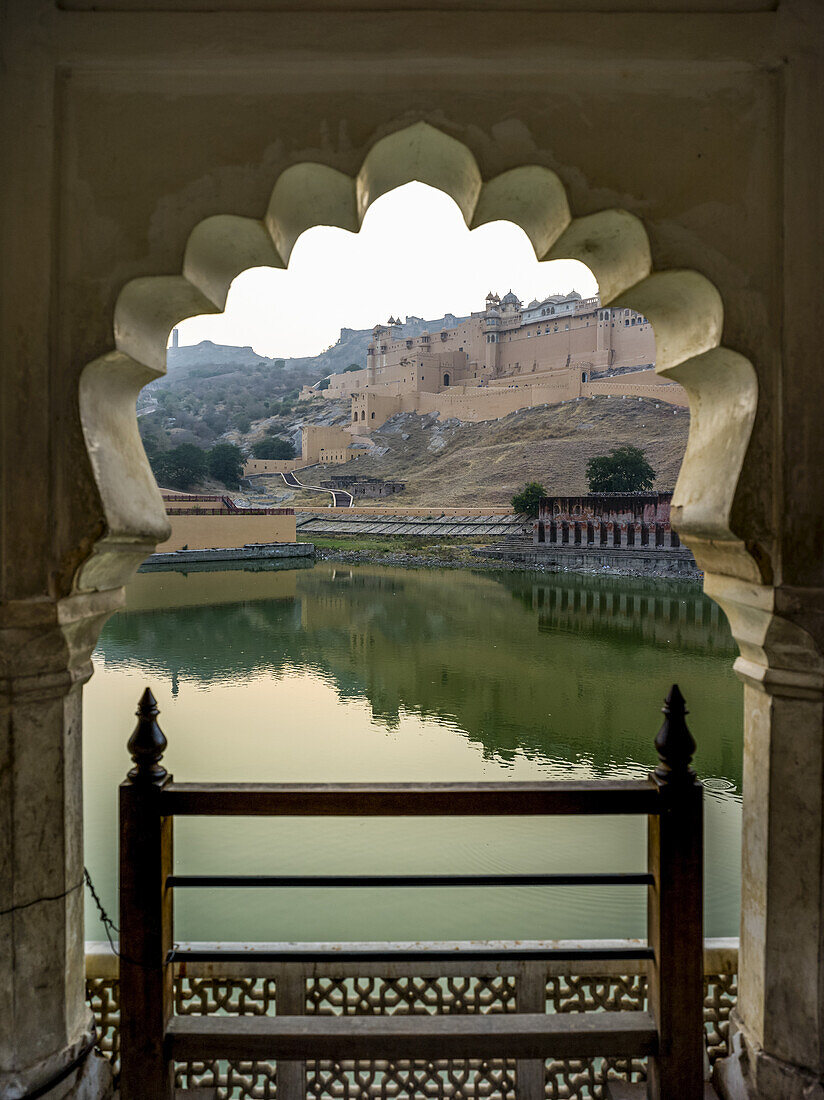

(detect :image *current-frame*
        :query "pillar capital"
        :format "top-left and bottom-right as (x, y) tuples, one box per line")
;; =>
(704, 575), (824, 698)
(0, 589), (124, 703)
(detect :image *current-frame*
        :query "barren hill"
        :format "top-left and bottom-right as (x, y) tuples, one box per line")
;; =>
(291, 396), (690, 508)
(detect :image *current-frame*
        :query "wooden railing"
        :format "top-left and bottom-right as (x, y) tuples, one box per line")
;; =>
(118, 685), (704, 1100)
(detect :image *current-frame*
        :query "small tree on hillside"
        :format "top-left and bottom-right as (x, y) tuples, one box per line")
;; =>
(252, 436), (295, 460)
(344, 363), (361, 372)
(511, 482), (546, 517)
(208, 443), (244, 488)
(586, 445), (655, 493)
(316, 378), (331, 391)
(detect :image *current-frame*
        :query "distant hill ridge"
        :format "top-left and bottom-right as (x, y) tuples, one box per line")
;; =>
(167, 312), (470, 379)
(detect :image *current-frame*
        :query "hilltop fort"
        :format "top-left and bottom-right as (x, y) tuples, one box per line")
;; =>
(301, 289), (686, 435)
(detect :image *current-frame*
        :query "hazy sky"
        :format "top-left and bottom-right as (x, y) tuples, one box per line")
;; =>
(177, 182), (598, 360)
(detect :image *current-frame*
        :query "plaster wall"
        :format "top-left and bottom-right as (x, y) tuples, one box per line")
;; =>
(158, 513), (297, 551)
(317, 447), (350, 463)
(301, 425), (353, 464)
(159, 495), (228, 511)
(584, 372), (688, 406)
(243, 458), (302, 476)
(326, 371), (368, 398)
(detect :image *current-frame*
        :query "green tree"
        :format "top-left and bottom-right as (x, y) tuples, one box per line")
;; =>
(511, 482), (546, 517)
(586, 445), (656, 492)
(152, 443), (207, 490)
(208, 443), (244, 488)
(316, 378), (330, 391)
(344, 363), (361, 372)
(252, 436), (294, 460)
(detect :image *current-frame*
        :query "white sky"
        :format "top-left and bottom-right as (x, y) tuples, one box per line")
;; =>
(177, 182), (598, 360)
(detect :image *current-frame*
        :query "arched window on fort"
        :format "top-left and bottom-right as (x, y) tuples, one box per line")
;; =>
(582, 372), (588, 383)
(443, 373), (450, 386)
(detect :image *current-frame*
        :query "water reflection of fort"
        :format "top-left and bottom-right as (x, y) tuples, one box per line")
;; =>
(99, 563), (742, 785)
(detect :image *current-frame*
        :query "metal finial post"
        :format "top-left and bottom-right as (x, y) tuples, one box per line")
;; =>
(126, 687), (168, 784)
(653, 683), (696, 785)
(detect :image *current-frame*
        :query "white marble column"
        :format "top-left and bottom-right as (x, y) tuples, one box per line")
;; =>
(0, 592), (118, 1099)
(710, 579), (824, 1099)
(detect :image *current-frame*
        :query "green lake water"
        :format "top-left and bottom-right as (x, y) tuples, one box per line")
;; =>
(83, 560), (742, 944)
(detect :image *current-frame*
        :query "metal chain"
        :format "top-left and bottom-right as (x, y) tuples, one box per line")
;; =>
(83, 867), (120, 956)
(83, 865), (178, 972)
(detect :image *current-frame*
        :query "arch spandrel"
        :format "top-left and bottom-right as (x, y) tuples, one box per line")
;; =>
(78, 119), (764, 601)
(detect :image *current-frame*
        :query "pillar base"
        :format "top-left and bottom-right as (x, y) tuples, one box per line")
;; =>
(0, 1026), (115, 1100)
(714, 1013), (824, 1100)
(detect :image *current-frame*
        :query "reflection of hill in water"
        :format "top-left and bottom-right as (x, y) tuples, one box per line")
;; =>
(99, 564), (742, 785)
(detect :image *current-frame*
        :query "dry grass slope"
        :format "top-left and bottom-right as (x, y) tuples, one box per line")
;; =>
(301, 396), (689, 508)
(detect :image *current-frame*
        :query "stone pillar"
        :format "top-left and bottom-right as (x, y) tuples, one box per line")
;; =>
(710, 580), (824, 1100)
(0, 592), (118, 1099)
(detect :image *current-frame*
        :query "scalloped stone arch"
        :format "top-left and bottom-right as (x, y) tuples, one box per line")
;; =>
(78, 120), (759, 595)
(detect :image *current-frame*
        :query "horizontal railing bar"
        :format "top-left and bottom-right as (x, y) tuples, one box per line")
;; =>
(167, 872), (654, 888)
(88, 937), (738, 980)
(168, 945), (655, 964)
(166, 1011), (659, 1061)
(160, 780), (659, 817)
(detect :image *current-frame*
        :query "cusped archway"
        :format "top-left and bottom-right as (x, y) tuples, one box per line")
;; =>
(77, 120), (759, 600)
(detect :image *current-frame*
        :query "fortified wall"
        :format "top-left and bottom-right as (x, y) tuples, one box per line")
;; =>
(243, 425), (357, 478)
(305, 290), (686, 434)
